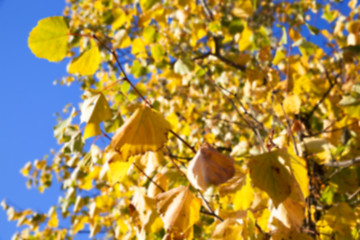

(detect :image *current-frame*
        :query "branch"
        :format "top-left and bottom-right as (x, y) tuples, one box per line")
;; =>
(133, 162), (165, 192)
(199, 0), (214, 21)
(211, 53), (246, 72)
(198, 190), (223, 222)
(325, 157), (360, 168)
(304, 71), (337, 121)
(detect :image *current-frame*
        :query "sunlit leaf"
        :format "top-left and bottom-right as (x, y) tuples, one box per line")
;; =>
(111, 106), (171, 160)
(80, 92), (112, 140)
(68, 40), (101, 76)
(187, 142), (235, 190)
(248, 150), (292, 207)
(28, 16), (69, 62)
(156, 186), (201, 234)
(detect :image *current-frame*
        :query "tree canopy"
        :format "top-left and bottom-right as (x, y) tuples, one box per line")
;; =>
(4, 0), (360, 239)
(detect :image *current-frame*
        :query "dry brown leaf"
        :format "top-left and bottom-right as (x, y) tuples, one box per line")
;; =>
(187, 143), (235, 190)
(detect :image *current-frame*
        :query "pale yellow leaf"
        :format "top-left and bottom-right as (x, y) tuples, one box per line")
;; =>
(111, 106), (171, 160)
(212, 218), (242, 240)
(80, 92), (112, 140)
(156, 186), (201, 234)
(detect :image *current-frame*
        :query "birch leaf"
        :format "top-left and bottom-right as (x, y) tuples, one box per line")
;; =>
(28, 16), (69, 62)
(80, 93), (112, 140)
(156, 186), (201, 234)
(111, 106), (171, 160)
(248, 150), (292, 207)
(68, 40), (101, 76)
(187, 143), (235, 190)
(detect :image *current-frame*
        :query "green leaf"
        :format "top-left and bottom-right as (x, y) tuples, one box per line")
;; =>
(248, 150), (292, 207)
(151, 44), (164, 62)
(68, 40), (101, 76)
(80, 92), (112, 139)
(131, 60), (147, 77)
(228, 19), (244, 35)
(28, 16), (69, 62)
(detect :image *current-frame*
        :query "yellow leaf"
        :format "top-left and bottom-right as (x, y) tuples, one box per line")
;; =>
(140, 0), (160, 11)
(72, 216), (88, 234)
(111, 106), (171, 160)
(212, 218), (242, 240)
(322, 203), (356, 236)
(28, 16), (69, 62)
(148, 173), (168, 198)
(80, 92), (112, 140)
(47, 207), (58, 228)
(136, 151), (165, 176)
(156, 186), (201, 234)
(68, 40), (101, 76)
(232, 0), (253, 19)
(248, 150), (292, 207)
(283, 94), (301, 115)
(132, 187), (159, 231)
(112, 8), (128, 30)
(131, 38), (146, 55)
(187, 143), (235, 190)
(286, 150), (309, 199)
(238, 23), (252, 51)
(20, 162), (32, 177)
(272, 49), (286, 65)
(269, 190), (306, 231)
(234, 174), (254, 211)
(107, 159), (132, 184)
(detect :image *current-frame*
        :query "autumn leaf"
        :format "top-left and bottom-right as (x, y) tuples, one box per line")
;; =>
(212, 218), (242, 240)
(111, 106), (171, 160)
(248, 150), (293, 207)
(80, 92), (112, 140)
(187, 142), (235, 190)
(28, 16), (69, 62)
(156, 186), (201, 234)
(68, 40), (101, 76)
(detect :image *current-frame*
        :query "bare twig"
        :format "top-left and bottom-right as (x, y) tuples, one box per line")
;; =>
(325, 156), (360, 168)
(133, 162), (165, 192)
(198, 190), (223, 222)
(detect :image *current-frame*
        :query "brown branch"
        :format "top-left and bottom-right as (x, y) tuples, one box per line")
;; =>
(199, 0), (214, 21)
(211, 53), (246, 71)
(198, 190), (223, 222)
(304, 71), (337, 121)
(133, 162), (165, 192)
(215, 84), (266, 152)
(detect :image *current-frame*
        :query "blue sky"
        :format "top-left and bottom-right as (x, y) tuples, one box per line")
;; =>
(0, 1), (80, 238)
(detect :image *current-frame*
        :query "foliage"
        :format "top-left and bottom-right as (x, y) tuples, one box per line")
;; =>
(4, 0), (360, 239)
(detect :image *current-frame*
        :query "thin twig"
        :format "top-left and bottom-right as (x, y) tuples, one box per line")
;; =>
(198, 190), (223, 222)
(133, 162), (165, 192)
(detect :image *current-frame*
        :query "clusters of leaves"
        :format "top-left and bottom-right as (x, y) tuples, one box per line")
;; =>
(4, 0), (360, 239)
